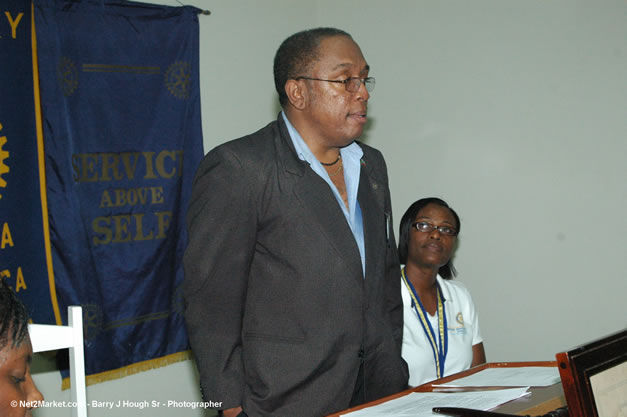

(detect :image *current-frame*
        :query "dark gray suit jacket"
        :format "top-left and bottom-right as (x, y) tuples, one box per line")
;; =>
(183, 115), (408, 417)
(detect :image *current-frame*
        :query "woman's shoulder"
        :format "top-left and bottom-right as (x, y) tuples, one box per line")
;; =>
(437, 275), (474, 302)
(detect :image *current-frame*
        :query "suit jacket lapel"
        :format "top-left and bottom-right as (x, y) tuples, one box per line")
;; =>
(358, 154), (386, 287)
(293, 173), (363, 278)
(275, 115), (364, 280)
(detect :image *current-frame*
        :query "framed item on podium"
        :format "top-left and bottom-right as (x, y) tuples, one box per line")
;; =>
(556, 328), (627, 417)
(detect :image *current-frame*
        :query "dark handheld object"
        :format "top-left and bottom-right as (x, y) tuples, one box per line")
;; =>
(432, 405), (569, 417)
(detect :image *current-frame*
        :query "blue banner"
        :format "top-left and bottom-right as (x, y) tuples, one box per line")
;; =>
(33, 0), (203, 383)
(0, 0), (58, 325)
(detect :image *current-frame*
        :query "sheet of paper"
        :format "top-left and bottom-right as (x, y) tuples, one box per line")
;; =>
(340, 387), (530, 417)
(590, 361), (627, 417)
(434, 367), (561, 387)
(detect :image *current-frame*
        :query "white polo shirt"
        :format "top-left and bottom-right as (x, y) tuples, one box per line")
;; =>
(401, 274), (483, 387)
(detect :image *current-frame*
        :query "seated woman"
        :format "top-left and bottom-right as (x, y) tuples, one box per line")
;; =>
(398, 197), (486, 387)
(0, 278), (43, 417)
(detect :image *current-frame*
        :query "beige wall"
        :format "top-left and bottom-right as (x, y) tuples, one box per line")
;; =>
(33, 1), (627, 416)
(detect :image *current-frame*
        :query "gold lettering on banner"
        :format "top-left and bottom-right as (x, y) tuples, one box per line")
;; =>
(4, 12), (24, 39)
(0, 267), (27, 292)
(143, 151), (157, 179)
(99, 186), (165, 208)
(15, 267), (26, 291)
(91, 211), (172, 246)
(72, 152), (98, 182)
(72, 150), (183, 183)
(154, 211), (171, 239)
(1, 222), (14, 248)
(100, 153), (122, 181)
(121, 152), (139, 179)
(155, 150), (183, 179)
(72, 150), (183, 246)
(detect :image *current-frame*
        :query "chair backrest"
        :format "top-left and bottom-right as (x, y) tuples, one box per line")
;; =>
(29, 306), (87, 417)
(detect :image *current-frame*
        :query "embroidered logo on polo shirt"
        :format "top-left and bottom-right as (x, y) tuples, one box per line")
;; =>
(448, 312), (467, 334)
(456, 312), (464, 326)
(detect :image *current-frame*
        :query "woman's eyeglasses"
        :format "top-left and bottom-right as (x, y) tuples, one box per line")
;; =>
(412, 221), (458, 237)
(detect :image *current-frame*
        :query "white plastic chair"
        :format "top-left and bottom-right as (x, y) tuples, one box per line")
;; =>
(29, 306), (87, 417)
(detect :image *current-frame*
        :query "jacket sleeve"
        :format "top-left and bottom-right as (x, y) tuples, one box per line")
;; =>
(182, 145), (257, 408)
(380, 156), (404, 351)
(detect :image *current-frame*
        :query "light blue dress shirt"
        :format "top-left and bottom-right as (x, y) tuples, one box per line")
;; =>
(282, 112), (366, 276)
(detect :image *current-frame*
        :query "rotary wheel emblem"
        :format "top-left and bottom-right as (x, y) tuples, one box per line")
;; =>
(57, 57), (79, 97)
(164, 61), (191, 99)
(0, 123), (10, 199)
(82, 303), (103, 341)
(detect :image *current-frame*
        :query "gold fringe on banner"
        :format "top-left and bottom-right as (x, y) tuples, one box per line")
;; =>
(62, 350), (193, 390)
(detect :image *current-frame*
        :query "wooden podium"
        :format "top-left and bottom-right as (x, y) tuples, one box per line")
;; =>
(327, 361), (566, 416)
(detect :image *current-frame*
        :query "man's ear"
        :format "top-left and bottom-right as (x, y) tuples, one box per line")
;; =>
(285, 79), (307, 110)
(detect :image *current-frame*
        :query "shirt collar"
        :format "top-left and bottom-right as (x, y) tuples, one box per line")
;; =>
(281, 111), (363, 165)
(436, 275), (451, 302)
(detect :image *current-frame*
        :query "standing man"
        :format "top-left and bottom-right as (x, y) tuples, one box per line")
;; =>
(183, 28), (408, 417)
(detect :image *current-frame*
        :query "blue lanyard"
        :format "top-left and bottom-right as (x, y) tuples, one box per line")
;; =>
(402, 268), (448, 379)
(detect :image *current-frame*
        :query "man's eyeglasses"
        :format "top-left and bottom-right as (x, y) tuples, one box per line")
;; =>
(412, 222), (458, 237)
(294, 76), (376, 93)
